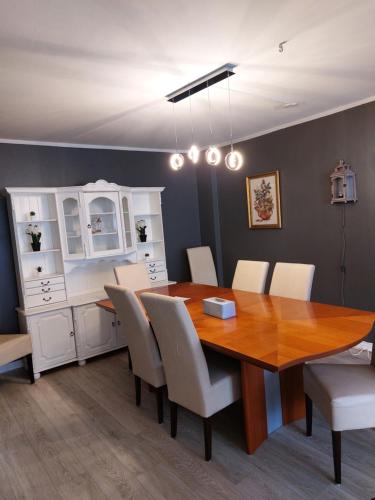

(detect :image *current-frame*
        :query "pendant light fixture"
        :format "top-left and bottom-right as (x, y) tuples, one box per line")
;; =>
(187, 91), (200, 164)
(205, 82), (221, 166)
(224, 70), (243, 171)
(169, 101), (184, 171)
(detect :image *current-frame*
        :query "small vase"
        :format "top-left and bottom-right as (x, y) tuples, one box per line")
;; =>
(139, 234), (147, 243)
(31, 242), (41, 252)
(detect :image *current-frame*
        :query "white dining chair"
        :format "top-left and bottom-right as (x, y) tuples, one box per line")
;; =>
(140, 292), (241, 460)
(269, 262), (315, 301)
(186, 246), (218, 286)
(104, 284), (166, 423)
(303, 345), (375, 483)
(114, 262), (151, 290)
(232, 260), (270, 294)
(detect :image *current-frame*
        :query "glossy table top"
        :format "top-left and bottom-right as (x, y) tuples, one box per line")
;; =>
(97, 282), (375, 372)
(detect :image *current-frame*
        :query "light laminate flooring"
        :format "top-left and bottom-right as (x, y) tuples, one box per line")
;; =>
(0, 350), (374, 500)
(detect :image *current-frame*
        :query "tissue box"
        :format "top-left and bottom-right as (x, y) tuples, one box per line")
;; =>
(203, 297), (236, 319)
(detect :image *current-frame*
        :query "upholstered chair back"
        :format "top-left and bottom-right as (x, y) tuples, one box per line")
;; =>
(141, 292), (212, 416)
(269, 262), (315, 301)
(114, 262), (151, 290)
(232, 260), (270, 293)
(104, 284), (165, 388)
(186, 246), (218, 286)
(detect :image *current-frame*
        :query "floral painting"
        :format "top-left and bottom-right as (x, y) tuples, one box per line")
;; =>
(246, 171), (282, 228)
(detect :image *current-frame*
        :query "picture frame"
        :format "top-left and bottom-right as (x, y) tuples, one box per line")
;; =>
(246, 170), (282, 229)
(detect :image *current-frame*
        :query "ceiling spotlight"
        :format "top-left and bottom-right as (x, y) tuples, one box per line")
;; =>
(205, 146), (221, 166)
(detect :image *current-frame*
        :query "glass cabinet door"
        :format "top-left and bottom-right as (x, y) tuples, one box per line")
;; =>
(83, 192), (124, 258)
(120, 192), (136, 253)
(57, 193), (85, 260)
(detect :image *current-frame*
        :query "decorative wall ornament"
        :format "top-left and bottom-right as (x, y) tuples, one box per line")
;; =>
(246, 171), (282, 229)
(330, 160), (357, 204)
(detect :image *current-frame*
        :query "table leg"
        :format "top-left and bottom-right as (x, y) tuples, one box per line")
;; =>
(279, 364), (305, 424)
(241, 361), (268, 454)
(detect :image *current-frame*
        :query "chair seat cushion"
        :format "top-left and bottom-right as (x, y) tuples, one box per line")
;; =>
(0, 334), (32, 367)
(304, 363), (375, 431)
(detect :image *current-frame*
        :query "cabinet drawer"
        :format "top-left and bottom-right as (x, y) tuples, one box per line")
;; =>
(25, 289), (67, 309)
(25, 276), (65, 290)
(146, 260), (165, 273)
(149, 270), (167, 283)
(26, 283), (66, 296)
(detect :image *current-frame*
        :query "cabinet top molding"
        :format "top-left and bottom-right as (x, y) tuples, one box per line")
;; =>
(5, 179), (165, 194)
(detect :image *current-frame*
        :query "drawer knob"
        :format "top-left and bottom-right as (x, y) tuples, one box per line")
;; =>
(150, 276), (156, 281)
(42, 296), (52, 302)
(41, 280), (50, 286)
(42, 287), (51, 293)
(70, 331), (75, 337)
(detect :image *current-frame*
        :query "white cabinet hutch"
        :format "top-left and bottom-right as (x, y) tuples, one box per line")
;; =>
(6, 180), (171, 379)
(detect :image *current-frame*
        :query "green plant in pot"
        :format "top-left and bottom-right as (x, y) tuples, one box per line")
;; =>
(136, 219), (147, 242)
(26, 224), (42, 251)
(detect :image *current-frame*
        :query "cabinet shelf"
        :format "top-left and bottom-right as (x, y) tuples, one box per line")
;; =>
(134, 213), (161, 217)
(137, 240), (163, 246)
(22, 249), (61, 256)
(90, 212), (115, 216)
(25, 273), (64, 283)
(67, 234), (81, 239)
(92, 231), (118, 237)
(17, 219), (58, 223)
(64, 213), (79, 217)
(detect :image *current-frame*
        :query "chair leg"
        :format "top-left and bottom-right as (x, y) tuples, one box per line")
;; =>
(305, 394), (312, 437)
(128, 349), (133, 372)
(203, 417), (212, 461)
(25, 354), (35, 384)
(156, 387), (163, 424)
(134, 375), (141, 406)
(170, 401), (178, 438)
(332, 431), (341, 484)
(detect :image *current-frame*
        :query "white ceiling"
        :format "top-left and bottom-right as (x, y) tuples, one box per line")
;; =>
(1, 0), (375, 151)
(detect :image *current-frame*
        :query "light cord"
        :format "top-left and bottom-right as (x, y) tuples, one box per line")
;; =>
(227, 70), (233, 152)
(172, 101), (178, 152)
(189, 91), (194, 144)
(207, 82), (213, 140)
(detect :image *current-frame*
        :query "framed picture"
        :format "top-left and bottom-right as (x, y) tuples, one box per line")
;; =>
(246, 170), (282, 229)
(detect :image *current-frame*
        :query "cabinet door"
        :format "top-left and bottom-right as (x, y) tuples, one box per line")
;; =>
(73, 303), (117, 359)
(116, 315), (127, 347)
(82, 192), (124, 258)
(28, 308), (76, 372)
(120, 191), (136, 253)
(56, 192), (86, 260)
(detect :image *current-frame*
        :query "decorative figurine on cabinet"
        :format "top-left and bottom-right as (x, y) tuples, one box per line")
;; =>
(330, 160), (357, 204)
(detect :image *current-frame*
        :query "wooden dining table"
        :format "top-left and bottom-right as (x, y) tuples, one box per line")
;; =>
(97, 282), (375, 454)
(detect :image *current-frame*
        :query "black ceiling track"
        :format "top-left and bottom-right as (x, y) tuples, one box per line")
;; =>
(166, 63), (237, 103)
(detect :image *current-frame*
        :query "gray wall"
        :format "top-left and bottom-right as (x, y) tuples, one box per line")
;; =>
(0, 144), (201, 331)
(198, 101), (375, 312)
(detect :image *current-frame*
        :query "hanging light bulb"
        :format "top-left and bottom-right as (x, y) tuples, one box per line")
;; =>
(170, 153), (184, 171)
(225, 150), (243, 170)
(187, 91), (200, 164)
(188, 144), (200, 163)
(205, 146), (221, 166)
(169, 101), (184, 171)
(205, 82), (221, 166)
(224, 70), (243, 171)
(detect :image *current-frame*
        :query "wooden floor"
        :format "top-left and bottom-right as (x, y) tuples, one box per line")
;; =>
(0, 350), (374, 500)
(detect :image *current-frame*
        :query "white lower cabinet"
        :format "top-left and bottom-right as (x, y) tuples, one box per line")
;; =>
(73, 303), (118, 360)
(26, 307), (77, 374)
